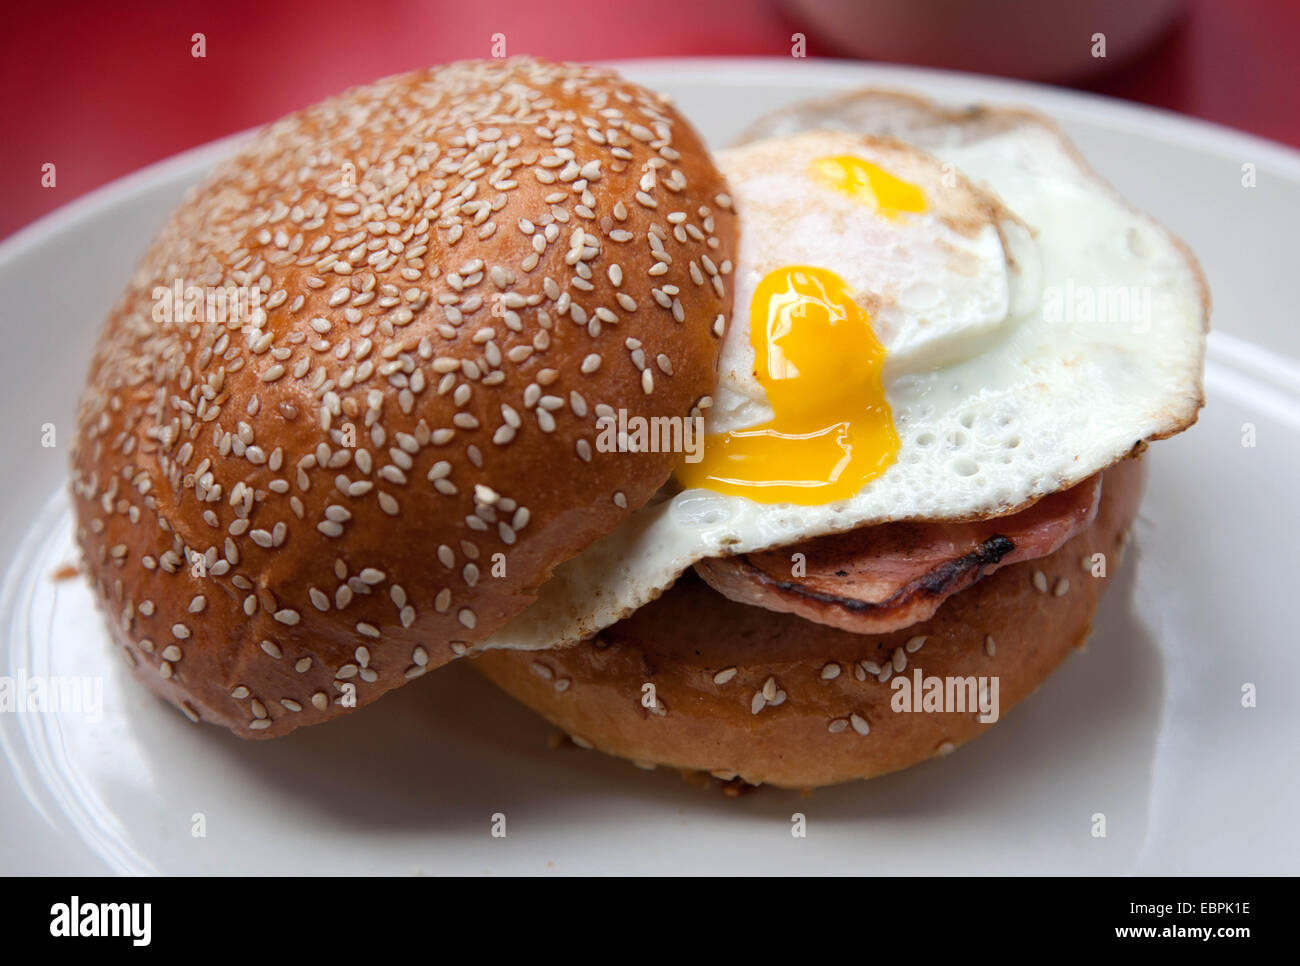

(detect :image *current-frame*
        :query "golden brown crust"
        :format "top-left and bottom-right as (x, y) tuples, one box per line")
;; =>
(471, 457), (1146, 789)
(69, 58), (737, 737)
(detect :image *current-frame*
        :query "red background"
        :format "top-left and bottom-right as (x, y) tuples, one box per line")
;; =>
(3, 0), (1297, 241)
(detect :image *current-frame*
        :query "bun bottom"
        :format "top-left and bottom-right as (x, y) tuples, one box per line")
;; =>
(472, 457), (1146, 789)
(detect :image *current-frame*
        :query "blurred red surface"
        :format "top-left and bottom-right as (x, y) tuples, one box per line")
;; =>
(1, 0), (1296, 241)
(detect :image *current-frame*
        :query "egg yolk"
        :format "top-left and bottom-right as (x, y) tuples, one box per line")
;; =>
(677, 266), (899, 504)
(808, 154), (928, 218)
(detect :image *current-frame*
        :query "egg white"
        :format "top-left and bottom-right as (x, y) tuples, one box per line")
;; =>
(710, 131), (1040, 440)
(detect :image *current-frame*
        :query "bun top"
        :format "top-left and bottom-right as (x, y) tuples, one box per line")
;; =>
(70, 58), (737, 736)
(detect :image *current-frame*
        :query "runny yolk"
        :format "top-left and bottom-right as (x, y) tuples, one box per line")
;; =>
(677, 265), (900, 505)
(807, 154), (928, 218)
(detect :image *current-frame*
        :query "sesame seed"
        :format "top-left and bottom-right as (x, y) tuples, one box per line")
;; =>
(713, 667), (737, 685)
(69, 60), (736, 736)
(1032, 570), (1049, 593)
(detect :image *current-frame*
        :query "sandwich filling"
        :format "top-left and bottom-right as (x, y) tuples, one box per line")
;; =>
(476, 101), (1206, 655)
(694, 472), (1101, 634)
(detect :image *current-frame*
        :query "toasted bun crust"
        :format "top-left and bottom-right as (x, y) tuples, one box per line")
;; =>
(69, 58), (737, 737)
(472, 456), (1145, 788)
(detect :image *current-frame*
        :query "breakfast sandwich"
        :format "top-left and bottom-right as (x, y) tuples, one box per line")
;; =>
(69, 62), (1208, 788)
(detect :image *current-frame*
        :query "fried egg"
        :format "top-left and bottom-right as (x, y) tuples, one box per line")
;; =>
(677, 132), (1042, 505)
(478, 94), (1208, 654)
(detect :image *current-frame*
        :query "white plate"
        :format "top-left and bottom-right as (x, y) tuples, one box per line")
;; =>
(2, 58), (1297, 875)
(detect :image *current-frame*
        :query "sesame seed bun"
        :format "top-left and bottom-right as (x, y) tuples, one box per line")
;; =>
(470, 456), (1145, 789)
(69, 58), (737, 737)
